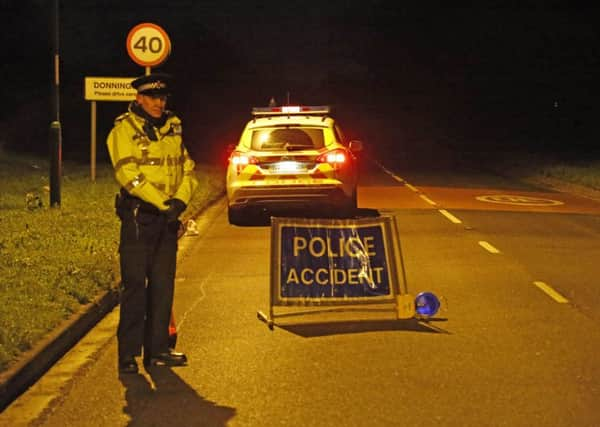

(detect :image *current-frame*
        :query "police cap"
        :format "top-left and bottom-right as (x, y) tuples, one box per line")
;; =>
(131, 73), (172, 96)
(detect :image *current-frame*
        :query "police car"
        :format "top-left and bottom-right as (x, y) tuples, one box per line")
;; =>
(226, 105), (363, 225)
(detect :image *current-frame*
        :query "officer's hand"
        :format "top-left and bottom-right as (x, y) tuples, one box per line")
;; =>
(164, 198), (187, 222)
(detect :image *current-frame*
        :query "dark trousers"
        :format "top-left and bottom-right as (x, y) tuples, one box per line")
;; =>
(116, 202), (179, 360)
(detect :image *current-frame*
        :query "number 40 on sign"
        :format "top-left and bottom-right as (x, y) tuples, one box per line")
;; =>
(126, 22), (171, 67)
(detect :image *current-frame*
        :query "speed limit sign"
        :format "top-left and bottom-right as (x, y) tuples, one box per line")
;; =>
(126, 23), (171, 67)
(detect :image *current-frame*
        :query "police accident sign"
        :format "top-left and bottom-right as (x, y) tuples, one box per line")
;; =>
(84, 77), (137, 102)
(270, 216), (403, 305)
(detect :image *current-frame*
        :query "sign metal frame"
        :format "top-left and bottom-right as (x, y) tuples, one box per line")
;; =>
(258, 215), (413, 328)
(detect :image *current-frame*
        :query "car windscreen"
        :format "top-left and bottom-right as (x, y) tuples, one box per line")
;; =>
(250, 127), (325, 151)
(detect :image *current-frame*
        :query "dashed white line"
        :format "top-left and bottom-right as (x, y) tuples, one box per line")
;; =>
(438, 209), (462, 224)
(406, 183), (419, 192)
(478, 241), (501, 254)
(533, 281), (569, 303)
(419, 194), (437, 206)
(376, 163), (572, 308)
(377, 163), (406, 184)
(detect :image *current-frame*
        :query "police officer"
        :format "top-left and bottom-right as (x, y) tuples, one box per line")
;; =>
(106, 73), (198, 374)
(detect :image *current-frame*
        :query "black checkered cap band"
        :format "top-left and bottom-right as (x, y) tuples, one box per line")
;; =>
(137, 81), (167, 92)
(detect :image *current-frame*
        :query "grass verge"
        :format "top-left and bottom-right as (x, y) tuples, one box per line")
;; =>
(0, 151), (225, 372)
(537, 161), (600, 190)
(482, 149), (600, 195)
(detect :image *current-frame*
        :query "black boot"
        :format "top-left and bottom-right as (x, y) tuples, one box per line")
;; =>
(144, 350), (188, 367)
(119, 357), (139, 374)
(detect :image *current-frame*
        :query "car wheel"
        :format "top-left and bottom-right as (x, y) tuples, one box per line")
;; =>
(228, 207), (245, 225)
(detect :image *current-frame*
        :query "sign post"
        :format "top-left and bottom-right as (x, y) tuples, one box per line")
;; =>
(49, 0), (61, 206)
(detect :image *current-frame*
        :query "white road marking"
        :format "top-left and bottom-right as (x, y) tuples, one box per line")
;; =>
(376, 162), (393, 175)
(533, 281), (569, 303)
(375, 162), (405, 185)
(419, 194), (437, 206)
(476, 194), (564, 206)
(375, 162), (572, 309)
(406, 183), (419, 192)
(478, 241), (501, 254)
(439, 209), (462, 224)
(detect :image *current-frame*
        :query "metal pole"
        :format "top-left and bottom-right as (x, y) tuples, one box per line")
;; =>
(90, 101), (97, 182)
(49, 0), (62, 206)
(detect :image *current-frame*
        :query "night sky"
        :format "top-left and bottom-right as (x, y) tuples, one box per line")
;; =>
(1, 1), (598, 163)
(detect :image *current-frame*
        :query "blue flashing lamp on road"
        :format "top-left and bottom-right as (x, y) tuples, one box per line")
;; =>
(414, 292), (440, 317)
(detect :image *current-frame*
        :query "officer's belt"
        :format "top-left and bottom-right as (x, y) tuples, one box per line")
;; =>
(117, 189), (161, 215)
(114, 155), (184, 170)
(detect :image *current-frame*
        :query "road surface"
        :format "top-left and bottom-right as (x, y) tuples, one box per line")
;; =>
(3, 159), (600, 426)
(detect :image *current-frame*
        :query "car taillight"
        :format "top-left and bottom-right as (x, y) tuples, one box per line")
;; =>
(229, 151), (258, 173)
(316, 149), (348, 169)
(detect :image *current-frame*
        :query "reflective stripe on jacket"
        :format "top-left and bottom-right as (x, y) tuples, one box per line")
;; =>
(106, 105), (199, 210)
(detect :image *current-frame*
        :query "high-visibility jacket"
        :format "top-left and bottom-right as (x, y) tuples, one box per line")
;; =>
(106, 105), (198, 210)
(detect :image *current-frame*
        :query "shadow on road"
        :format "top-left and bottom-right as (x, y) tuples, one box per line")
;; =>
(119, 367), (236, 427)
(276, 316), (449, 338)
(235, 207), (382, 227)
